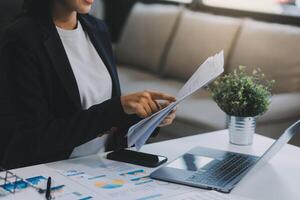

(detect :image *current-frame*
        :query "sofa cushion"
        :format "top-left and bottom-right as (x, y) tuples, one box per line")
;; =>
(260, 93), (300, 123)
(118, 65), (183, 96)
(115, 3), (182, 73)
(163, 10), (242, 80)
(228, 19), (300, 93)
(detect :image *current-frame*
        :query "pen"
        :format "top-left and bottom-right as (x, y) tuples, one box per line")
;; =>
(38, 184), (65, 194)
(45, 177), (51, 200)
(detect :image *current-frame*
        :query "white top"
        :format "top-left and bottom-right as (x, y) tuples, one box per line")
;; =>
(57, 21), (112, 158)
(57, 21), (112, 109)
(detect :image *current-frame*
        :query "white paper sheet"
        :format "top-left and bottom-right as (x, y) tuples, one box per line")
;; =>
(47, 155), (194, 200)
(127, 51), (224, 150)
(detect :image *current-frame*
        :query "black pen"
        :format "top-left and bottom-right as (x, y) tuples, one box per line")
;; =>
(45, 177), (51, 200)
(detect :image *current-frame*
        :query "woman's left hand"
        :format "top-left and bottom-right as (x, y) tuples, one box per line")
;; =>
(158, 102), (177, 127)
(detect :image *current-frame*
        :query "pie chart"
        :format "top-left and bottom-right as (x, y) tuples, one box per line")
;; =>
(95, 179), (125, 189)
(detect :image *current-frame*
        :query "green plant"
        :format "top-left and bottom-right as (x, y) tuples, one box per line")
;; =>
(209, 66), (274, 117)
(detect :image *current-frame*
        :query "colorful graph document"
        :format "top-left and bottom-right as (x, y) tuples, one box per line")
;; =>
(127, 51), (225, 150)
(47, 155), (195, 200)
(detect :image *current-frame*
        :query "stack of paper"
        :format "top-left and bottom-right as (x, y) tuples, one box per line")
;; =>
(127, 51), (225, 150)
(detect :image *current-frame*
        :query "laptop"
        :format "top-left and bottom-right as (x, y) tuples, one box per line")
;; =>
(150, 120), (300, 193)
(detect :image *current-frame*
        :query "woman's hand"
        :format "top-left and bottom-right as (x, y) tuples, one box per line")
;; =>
(121, 90), (176, 118)
(158, 102), (177, 127)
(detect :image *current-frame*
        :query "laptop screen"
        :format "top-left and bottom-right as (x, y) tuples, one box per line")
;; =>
(244, 120), (300, 176)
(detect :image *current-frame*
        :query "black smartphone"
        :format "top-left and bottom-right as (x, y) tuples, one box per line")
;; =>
(106, 150), (168, 168)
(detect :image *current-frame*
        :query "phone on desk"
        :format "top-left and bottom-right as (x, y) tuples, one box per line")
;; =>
(107, 150), (168, 168)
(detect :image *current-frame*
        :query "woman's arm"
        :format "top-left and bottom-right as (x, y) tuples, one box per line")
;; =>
(4, 40), (129, 168)
(4, 40), (174, 168)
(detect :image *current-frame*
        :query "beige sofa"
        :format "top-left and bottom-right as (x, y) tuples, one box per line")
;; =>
(114, 3), (300, 145)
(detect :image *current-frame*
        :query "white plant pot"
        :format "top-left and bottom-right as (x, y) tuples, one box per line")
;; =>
(227, 116), (257, 146)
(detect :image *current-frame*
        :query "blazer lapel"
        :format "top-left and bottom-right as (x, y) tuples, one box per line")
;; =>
(40, 14), (120, 110)
(79, 15), (120, 97)
(43, 25), (82, 109)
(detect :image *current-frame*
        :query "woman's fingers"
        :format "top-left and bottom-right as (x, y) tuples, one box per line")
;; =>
(121, 90), (176, 118)
(165, 113), (176, 121)
(145, 90), (176, 102)
(148, 99), (159, 113)
(159, 111), (177, 127)
(141, 91), (160, 113)
(136, 104), (148, 118)
(170, 107), (178, 114)
(143, 101), (153, 116)
(159, 118), (172, 127)
(157, 101), (170, 111)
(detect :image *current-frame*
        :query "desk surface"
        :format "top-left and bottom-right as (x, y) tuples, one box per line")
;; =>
(140, 130), (300, 200)
(4, 130), (300, 200)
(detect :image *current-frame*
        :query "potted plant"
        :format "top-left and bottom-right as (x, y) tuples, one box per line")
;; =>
(209, 66), (274, 145)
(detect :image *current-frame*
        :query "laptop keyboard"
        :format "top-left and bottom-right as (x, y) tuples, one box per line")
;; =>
(187, 153), (258, 188)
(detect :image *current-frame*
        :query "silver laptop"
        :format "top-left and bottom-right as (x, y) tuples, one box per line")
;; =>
(150, 120), (300, 193)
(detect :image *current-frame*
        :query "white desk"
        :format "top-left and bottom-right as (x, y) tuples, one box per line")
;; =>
(141, 130), (300, 200)
(2, 130), (300, 200)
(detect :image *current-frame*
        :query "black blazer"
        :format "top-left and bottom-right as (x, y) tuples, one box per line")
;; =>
(2, 13), (152, 169)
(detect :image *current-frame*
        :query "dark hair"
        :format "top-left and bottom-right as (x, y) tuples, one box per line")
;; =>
(22, 0), (51, 17)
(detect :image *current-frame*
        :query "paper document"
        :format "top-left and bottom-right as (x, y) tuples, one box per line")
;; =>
(127, 51), (224, 150)
(0, 165), (97, 200)
(47, 155), (193, 200)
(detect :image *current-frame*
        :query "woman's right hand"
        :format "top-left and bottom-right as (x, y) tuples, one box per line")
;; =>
(120, 90), (176, 118)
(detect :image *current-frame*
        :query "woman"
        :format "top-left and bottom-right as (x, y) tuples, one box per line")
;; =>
(2, 0), (176, 168)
